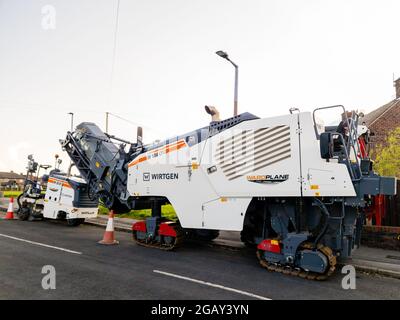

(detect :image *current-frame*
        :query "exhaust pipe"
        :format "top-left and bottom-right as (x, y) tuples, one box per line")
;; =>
(137, 126), (143, 146)
(205, 106), (221, 122)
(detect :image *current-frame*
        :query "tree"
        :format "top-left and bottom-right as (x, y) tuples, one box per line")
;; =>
(374, 127), (400, 177)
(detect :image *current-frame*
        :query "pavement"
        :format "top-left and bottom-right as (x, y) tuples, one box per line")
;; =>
(0, 218), (400, 300)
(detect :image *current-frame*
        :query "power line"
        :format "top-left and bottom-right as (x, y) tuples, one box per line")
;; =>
(108, 0), (121, 109)
(107, 112), (165, 136)
(108, 112), (138, 126)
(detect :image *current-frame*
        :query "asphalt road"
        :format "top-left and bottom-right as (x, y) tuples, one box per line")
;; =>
(0, 219), (399, 300)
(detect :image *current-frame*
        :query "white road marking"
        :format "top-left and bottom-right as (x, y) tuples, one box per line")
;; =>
(153, 269), (271, 300)
(0, 233), (82, 255)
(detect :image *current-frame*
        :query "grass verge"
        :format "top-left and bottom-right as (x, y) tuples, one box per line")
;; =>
(98, 204), (177, 221)
(1, 191), (23, 198)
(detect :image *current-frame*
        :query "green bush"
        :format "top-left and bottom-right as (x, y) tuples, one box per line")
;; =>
(98, 204), (177, 221)
(374, 127), (400, 178)
(2, 191), (23, 198)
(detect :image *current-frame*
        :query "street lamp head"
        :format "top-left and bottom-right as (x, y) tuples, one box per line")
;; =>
(215, 50), (239, 116)
(216, 50), (229, 59)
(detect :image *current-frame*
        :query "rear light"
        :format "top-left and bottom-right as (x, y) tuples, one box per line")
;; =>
(257, 239), (281, 253)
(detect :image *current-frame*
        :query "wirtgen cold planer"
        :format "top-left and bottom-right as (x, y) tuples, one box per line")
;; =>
(60, 105), (396, 279)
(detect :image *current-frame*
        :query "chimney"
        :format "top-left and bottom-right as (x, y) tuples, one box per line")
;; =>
(395, 77), (400, 99)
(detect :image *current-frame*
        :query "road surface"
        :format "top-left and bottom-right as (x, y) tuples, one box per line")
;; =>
(0, 219), (399, 300)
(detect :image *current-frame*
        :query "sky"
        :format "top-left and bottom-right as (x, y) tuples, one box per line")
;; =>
(0, 0), (399, 174)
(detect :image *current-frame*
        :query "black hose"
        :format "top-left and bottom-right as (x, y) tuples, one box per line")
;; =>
(312, 198), (330, 249)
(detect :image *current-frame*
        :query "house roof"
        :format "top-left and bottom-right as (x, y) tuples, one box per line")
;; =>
(0, 172), (25, 180)
(361, 98), (400, 126)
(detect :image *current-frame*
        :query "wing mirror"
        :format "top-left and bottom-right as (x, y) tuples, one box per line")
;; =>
(320, 132), (334, 159)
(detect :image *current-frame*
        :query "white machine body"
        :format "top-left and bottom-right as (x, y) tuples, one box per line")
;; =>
(43, 175), (98, 219)
(127, 112), (355, 231)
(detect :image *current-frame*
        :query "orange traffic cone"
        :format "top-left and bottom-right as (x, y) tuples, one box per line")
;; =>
(98, 210), (119, 245)
(4, 197), (14, 220)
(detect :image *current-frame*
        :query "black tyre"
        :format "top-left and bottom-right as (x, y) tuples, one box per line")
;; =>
(240, 226), (257, 248)
(16, 194), (31, 221)
(67, 218), (85, 227)
(17, 207), (31, 221)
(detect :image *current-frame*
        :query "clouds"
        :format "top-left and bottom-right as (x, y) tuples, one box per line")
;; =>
(0, 0), (399, 172)
(9, 141), (30, 162)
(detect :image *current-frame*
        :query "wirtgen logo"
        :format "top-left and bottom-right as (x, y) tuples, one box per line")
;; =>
(143, 172), (179, 181)
(247, 174), (289, 184)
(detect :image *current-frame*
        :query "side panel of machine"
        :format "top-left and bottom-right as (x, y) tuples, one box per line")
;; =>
(43, 177), (98, 219)
(127, 114), (301, 231)
(43, 178), (69, 218)
(67, 206), (98, 219)
(202, 197), (251, 230)
(127, 140), (221, 229)
(202, 113), (302, 197)
(298, 113), (356, 197)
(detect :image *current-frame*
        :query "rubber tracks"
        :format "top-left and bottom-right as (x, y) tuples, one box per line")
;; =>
(256, 242), (337, 281)
(133, 223), (185, 251)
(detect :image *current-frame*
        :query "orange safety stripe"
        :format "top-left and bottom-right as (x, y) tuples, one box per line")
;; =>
(163, 140), (186, 153)
(147, 140), (185, 155)
(128, 155), (148, 167)
(128, 140), (187, 168)
(48, 177), (72, 189)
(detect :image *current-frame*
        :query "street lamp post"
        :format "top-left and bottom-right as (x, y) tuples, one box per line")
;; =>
(68, 112), (74, 131)
(106, 112), (109, 134)
(216, 50), (239, 116)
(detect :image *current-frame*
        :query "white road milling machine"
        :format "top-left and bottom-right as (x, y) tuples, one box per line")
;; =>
(17, 155), (98, 225)
(60, 105), (396, 279)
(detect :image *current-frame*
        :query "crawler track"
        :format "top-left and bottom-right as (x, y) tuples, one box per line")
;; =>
(256, 242), (337, 280)
(133, 223), (185, 251)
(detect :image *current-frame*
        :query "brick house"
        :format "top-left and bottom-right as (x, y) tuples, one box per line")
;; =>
(361, 78), (400, 158)
(0, 171), (25, 190)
